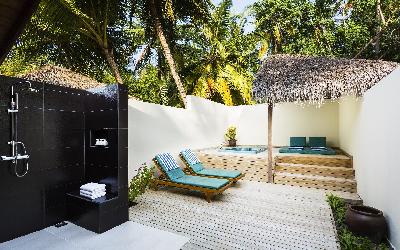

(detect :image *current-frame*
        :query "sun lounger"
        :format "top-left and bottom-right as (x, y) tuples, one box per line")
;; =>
(179, 149), (245, 182)
(152, 153), (233, 202)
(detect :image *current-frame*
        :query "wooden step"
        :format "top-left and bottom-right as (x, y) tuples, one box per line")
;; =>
(275, 154), (352, 168)
(274, 173), (357, 193)
(275, 163), (355, 179)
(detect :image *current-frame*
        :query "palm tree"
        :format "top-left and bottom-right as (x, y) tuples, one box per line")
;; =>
(186, 0), (256, 105)
(32, 0), (135, 84)
(133, 0), (212, 107)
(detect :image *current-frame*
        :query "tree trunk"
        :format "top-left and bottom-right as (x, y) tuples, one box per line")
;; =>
(375, 0), (382, 58)
(157, 50), (163, 80)
(133, 43), (152, 73)
(102, 47), (123, 84)
(354, 3), (391, 59)
(267, 103), (273, 183)
(354, 28), (386, 59)
(149, 0), (187, 108)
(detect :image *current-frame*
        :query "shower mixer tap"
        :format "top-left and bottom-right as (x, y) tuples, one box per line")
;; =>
(8, 93), (18, 113)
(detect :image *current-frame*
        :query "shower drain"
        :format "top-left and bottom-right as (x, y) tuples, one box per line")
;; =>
(55, 221), (68, 228)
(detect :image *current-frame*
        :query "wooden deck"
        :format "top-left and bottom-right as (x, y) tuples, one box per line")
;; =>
(274, 152), (357, 193)
(130, 181), (344, 249)
(196, 148), (357, 193)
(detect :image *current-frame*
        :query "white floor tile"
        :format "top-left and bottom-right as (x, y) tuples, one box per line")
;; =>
(1, 221), (189, 250)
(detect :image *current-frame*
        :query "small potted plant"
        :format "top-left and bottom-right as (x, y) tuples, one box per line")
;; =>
(225, 126), (237, 147)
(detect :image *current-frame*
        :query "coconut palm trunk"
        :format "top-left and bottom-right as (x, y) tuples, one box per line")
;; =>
(149, 0), (187, 107)
(267, 103), (273, 183)
(102, 47), (123, 84)
(133, 42), (152, 73)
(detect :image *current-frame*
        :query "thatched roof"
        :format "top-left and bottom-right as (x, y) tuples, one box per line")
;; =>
(253, 54), (399, 104)
(20, 65), (106, 90)
(0, 0), (40, 63)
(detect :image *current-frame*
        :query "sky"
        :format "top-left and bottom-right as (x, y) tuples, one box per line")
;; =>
(212, 0), (257, 14)
(212, 0), (257, 33)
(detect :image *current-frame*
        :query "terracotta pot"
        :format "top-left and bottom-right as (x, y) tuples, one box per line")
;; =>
(228, 139), (236, 147)
(345, 205), (387, 244)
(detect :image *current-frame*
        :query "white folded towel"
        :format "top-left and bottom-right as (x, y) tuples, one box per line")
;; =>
(80, 182), (106, 192)
(80, 189), (106, 196)
(80, 190), (106, 200)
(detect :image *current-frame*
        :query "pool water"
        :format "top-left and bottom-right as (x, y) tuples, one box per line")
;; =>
(219, 146), (266, 154)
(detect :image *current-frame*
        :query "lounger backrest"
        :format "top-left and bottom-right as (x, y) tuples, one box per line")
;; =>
(309, 137), (326, 147)
(181, 149), (204, 172)
(155, 153), (185, 180)
(290, 137), (306, 147)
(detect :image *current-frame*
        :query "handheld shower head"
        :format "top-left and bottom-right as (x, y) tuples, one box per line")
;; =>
(22, 80), (39, 93)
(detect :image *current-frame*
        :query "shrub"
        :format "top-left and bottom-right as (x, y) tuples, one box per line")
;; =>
(128, 165), (154, 204)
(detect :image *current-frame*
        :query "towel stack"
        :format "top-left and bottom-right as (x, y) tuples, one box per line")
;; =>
(80, 183), (106, 200)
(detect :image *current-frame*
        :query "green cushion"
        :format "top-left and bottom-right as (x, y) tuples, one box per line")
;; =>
(279, 146), (336, 155)
(309, 137), (326, 147)
(279, 147), (303, 153)
(165, 167), (186, 180)
(174, 175), (229, 189)
(290, 137), (306, 147)
(303, 148), (336, 155)
(191, 162), (204, 172)
(197, 168), (241, 178)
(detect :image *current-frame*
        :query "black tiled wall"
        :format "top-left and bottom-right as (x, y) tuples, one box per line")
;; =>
(0, 76), (128, 243)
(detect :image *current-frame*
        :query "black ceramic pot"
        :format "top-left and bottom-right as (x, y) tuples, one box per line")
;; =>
(345, 205), (387, 244)
(228, 139), (236, 147)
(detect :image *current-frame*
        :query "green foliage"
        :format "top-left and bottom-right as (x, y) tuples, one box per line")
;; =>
(0, 50), (45, 76)
(345, 0), (400, 61)
(179, 0), (258, 105)
(2, 0), (143, 83)
(128, 165), (154, 203)
(252, 0), (400, 62)
(326, 194), (389, 250)
(127, 65), (170, 105)
(326, 193), (346, 225)
(132, 0), (211, 38)
(225, 126), (237, 141)
(253, 0), (337, 56)
(3, 0), (400, 108)
(132, 0), (213, 106)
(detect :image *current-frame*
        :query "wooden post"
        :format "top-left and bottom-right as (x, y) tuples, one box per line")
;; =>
(267, 103), (273, 183)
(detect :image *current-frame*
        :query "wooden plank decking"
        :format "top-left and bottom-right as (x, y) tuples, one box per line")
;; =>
(196, 148), (358, 193)
(130, 181), (345, 250)
(274, 152), (357, 193)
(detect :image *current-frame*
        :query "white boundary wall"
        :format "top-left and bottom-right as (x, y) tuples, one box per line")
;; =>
(339, 68), (400, 249)
(273, 102), (339, 147)
(128, 96), (339, 176)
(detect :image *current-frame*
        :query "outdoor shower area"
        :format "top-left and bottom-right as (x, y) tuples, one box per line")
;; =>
(0, 76), (128, 243)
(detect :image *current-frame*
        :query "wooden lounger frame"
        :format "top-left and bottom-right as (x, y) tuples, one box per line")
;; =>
(152, 158), (233, 203)
(179, 153), (245, 183)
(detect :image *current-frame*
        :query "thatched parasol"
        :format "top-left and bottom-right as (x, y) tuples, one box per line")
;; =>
(253, 54), (399, 183)
(19, 65), (106, 90)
